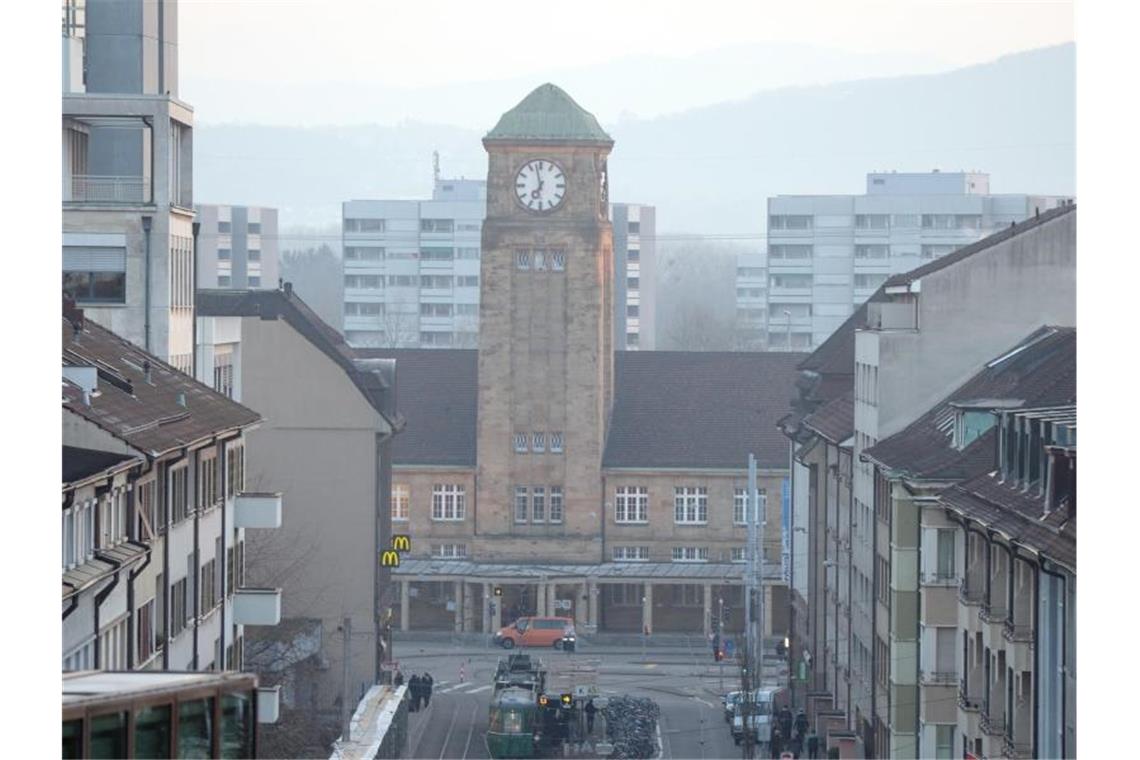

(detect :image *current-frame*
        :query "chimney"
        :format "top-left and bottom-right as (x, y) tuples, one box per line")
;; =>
(177, 392), (187, 407)
(284, 281), (293, 298)
(63, 366), (98, 406)
(143, 360), (153, 384)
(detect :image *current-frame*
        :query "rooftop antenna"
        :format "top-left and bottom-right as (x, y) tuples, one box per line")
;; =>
(433, 150), (440, 185)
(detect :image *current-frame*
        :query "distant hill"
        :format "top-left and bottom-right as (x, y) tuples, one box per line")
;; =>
(194, 44), (1074, 234)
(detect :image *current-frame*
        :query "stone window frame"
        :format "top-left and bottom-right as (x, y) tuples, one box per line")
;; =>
(674, 486), (708, 524)
(391, 484), (409, 522)
(614, 486), (648, 523)
(431, 484), (466, 521)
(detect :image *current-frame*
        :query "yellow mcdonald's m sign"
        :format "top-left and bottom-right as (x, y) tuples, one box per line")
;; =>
(380, 550), (401, 568)
(391, 534), (411, 552)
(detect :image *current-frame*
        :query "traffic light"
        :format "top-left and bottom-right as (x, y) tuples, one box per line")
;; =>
(776, 638), (787, 657)
(714, 649), (724, 662)
(494, 586), (503, 597)
(560, 694), (573, 708)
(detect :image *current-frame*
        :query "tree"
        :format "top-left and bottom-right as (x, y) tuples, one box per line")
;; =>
(280, 243), (344, 329)
(655, 239), (743, 351)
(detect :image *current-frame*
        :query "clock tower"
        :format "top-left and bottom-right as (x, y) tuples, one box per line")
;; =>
(475, 84), (614, 562)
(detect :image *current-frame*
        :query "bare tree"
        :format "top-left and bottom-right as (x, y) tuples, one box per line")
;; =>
(664, 300), (737, 351)
(655, 239), (743, 350)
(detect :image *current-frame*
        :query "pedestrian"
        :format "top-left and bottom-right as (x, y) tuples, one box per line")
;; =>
(795, 708), (808, 743)
(806, 731), (819, 759)
(779, 705), (794, 743)
(585, 698), (596, 734)
(394, 670), (404, 688)
(408, 674), (421, 712)
(770, 727), (783, 759)
(423, 672), (434, 706)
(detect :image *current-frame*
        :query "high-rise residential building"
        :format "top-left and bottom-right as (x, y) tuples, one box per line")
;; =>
(735, 250), (767, 350)
(765, 171), (1071, 351)
(341, 180), (655, 349)
(341, 179), (487, 348)
(611, 203), (657, 350)
(196, 205), (279, 289)
(62, 0), (197, 373)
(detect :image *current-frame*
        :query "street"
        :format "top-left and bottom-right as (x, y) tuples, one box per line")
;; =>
(394, 635), (759, 760)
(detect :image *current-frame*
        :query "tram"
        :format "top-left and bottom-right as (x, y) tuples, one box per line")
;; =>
(486, 686), (541, 759)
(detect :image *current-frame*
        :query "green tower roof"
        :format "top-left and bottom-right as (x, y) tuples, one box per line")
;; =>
(485, 83), (612, 144)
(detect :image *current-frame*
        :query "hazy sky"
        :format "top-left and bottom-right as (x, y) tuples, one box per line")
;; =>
(180, 0), (1073, 88)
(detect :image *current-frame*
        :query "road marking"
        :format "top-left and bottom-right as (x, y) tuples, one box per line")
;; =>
(438, 696), (460, 760)
(461, 701), (478, 759)
(464, 684), (492, 694)
(693, 697), (716, 708)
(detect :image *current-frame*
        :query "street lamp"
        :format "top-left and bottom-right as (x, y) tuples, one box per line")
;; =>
(782, 309), (792, 350)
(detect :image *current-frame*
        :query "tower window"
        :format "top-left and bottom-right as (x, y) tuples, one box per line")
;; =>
(516, 251), (530, 270)
(550, 432), (564, 453)
(552, 252), (566, 271)
(532, 432), (546, 453)
(533, 251), (546, 271)
(513, 433), (528, 453)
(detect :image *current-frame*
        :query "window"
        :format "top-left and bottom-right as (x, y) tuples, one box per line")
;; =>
(217, 248), (232, 260)
(855, 214), (889, 229)
(514, 433), (529, 453)
(63, 246), (127, 303)
(532, 432), (546, 453)
(550, 432), (564, 453)
(170, 465), (188, 523)
(533, 251), (547, 271)
(921, 244), (957, 260)
(855, 244), (889, 259)
(551, 252), (566, 271)
(457, 247), (480, 260)
(392, 484), (409, 521)
(891, 214), (919, 228)
(854, 274), (887, 289)
(768, 244), (813, 260)
(549, 486), (563, 523)
(345, 246), (384, 261)
(458, 275), (479, 288)
(627, 248), (640, 262)
(731, 547), (746, 563)
(201, 556), (218, 613)
(627, 305), (640, 317)
(387, 275), (415, 287)
(344, 218), (385, 233)
(420, 331), (453, 346)
(420, 275), (453, 289)
(921, 214), (955, 230)
(432, 484), (465, 520)
(532, 486), (546, 522)
(344, 274), (383, 289)
(736, 288), (763, 298)
(247, 222), (261, 234)
(226, 444), (245, 498)
(135, 479), (158, 539)
(769, 215), (812, 230)
(613, 546), (650, 562)
(432, 543), (468, 558)
(346, 302), (383, 316)
(737, 267), (765, 277)
(674, 486), (708, 524)
(516, 251), (531, 270)
(514, 487), (528, 523)
(456, 303), (478, 316)
(178, 698), (215, 758)
(171, 578), (188, 636)
(935, 725), (954, 759)
(420, 219), (454, 233)
(770, 274), (812, 289)
(247, 249), (261, 262)
(218, 221), (232, 233)
(628, 221), (640, 234)
(217, 275), (232, 287)
(420, 302), (453, 317)
(627, 277), (639, 290)
(674, 585), (703, 606)
(936, 529), (955, 579)
(627, 333), (639, 348)
(615, 486), (648, 523)
(733, 487), (766, 524)
(672, 546), (709, 563)
(457, 222), (481, 232)
(420, 247), (454, 261)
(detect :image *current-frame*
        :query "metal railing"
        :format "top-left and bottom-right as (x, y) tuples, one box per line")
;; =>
(68, 175), (151, 203)
(1002, 734), (1032, 759)
(921, 670), (958, 685)
(957, 680), (981, 712)
(921, 571), (959, 587)
(1003, 617), (1034, 643)
(980, 602), (1009, 624)
(980, 711), (1006, 736)
(958, 579), (985, 606)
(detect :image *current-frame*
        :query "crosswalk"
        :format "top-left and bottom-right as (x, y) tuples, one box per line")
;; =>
(433, 680), (493, 695)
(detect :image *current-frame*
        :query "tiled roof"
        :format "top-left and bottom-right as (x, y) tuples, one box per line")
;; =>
(63, 317), (262, 457)
(63, 446), (139, 486)
(352, 349), (478, 467)
(604, 351), (802, 470)
(863, 327), (1075, 482)
(355, 349), (800, 471)
(802, 391), (854, 444)
(883, 203), (1076, 289)
(484, 83), (613, 144)
(940, 471), (1075, 571)
(197, 288), (397, 426)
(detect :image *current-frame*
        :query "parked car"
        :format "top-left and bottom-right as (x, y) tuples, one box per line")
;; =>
(493, 616), (576, 649)
(722, 691), (742, 723)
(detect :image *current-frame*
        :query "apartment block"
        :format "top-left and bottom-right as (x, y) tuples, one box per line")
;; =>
(766, 171), (1070, 351)
(735, 250), (767, 350)
(196, 204), (279, 289)
(63, 303), (282, 678)
(62, 0), (197, 373)
(612, 203), (658, 350)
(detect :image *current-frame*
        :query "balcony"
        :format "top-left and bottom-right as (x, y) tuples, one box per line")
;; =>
(958, 579), (985, 606)
(68, 175), (151, 204)
(232, 588), (282, 626)
(234, 492), (283, 529)
(979, 602), (1008, 624)
(920, 670), (957, 686)
(958, 680), (982, 712)
(920, 571), (958, 587)
(1002, 618), (1034, 644)
(1002, 734), (1032, 759)
(980, 711), (1006, 737)
(257, 686), (281, 724)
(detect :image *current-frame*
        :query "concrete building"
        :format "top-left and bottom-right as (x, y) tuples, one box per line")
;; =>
(766, 171), (1071, 351)
(352, 85), (798, 642)
(63, 302), (281, 677)
(611, 203), (658, 350)
(778, 204), (1076, 758)
(196, 287), (399, 743)
(196, 204), (280, 289)
(62, 0), (197, 373)
(341, 178), (487, 348)
(735, 250), (768, 350)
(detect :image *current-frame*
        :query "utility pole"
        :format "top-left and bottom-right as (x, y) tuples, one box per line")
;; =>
(341, 616), (352, 743)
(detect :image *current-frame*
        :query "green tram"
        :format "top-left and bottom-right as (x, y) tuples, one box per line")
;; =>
(486, 686), (541, 758)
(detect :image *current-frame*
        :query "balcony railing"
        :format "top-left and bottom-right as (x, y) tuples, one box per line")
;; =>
(980, 603), (1009, 624)
(1002, 735), (1033, 759)
(959, 579), (985, 606)
(980, 711), (1006, 736)
(68, 175), (151, 204)
(921, 670), (958, 685)
(958, 680), (982, 712)
(1003, 618), (1034, 643)
(234, 492), (283, 529)
(232, 587), (282, 626)
(921, 571), (958, 587)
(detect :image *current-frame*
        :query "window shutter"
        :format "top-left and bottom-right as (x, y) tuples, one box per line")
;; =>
(64, 246), (126, 272)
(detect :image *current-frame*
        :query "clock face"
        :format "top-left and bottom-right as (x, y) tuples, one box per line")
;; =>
(515, 159), (566, 213)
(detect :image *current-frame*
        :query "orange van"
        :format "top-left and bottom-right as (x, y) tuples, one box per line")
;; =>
(493, 616), (575, 649)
